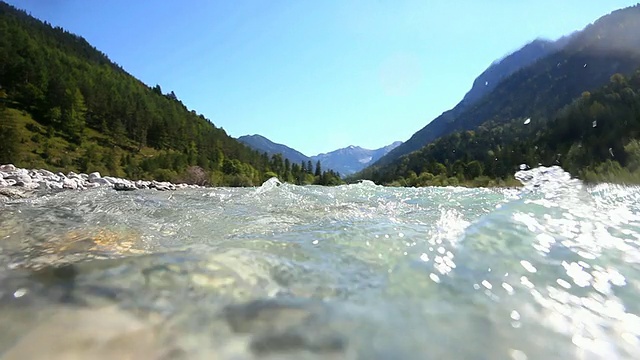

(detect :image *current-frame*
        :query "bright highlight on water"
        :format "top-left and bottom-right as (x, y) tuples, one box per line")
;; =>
(1, 167), (639, 359)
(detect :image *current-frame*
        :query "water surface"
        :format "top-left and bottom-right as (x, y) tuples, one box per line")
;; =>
(1, 167), (639, 359)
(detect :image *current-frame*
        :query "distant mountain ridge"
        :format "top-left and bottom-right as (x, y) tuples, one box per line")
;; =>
(238, 134), (401, 176)
(238, 135), (310, 164)
(371, 4), (640, 170)
(311, 141), (402, 176)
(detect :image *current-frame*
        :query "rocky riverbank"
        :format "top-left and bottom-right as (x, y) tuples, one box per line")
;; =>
(0, 164), (202, 199)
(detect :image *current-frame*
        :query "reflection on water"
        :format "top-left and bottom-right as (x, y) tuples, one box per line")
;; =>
(1, 167), (639, 359)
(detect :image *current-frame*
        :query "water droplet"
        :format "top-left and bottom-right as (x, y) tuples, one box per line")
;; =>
(420, 253), (429, 262)
(523, 118), (531, 125)
(592, 120), (597, 128)
(312, 240), (319, 245)
(429, 273), (440, 283)
(557, 278), (571, 289)
(509, 349), (528, 360)
(13, 288), (27, 298)
(520, 276), (535, 289)
(398, 232), (404, 238)
(502, 282), (514, 294)
(482, 280), (492, 289)
(510, 310), (521, 321)
(520, 260), (537, 273)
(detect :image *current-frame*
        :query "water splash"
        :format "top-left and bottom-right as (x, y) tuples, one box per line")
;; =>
(254, 177), (282, 194)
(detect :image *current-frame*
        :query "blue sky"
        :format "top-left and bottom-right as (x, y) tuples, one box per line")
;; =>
(7, 1), (639, 156)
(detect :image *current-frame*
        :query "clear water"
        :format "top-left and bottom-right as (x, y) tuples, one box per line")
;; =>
(1, 167), (639, 359)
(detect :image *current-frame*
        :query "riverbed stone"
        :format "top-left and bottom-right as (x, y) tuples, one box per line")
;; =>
(91, 178), (111, 186)
(114, 182), (137, 191)
(103, 176), (119, 184)
(0, 165), (182, 192)
(135, 180), (150, 189)
(6, 173), (31, 183)
(62, 178), (79, 190)
(48, 181), (64, 190)
(38, 169), (54, 177)
(16, 180), (39, 190)
(152, 181), (176, 191)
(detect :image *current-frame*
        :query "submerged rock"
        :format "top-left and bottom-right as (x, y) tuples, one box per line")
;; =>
(250, 330), (346, 355)
(223, 298), (348, 356)
(2, 307), (160, 360)
(0, 187), (31, 200)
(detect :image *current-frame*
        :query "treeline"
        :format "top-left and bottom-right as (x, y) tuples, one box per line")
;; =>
(0, 2), (342, 186)
(355, 70), (640, 186)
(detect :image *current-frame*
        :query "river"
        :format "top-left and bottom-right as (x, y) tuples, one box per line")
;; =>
(0, 166), (639, 359)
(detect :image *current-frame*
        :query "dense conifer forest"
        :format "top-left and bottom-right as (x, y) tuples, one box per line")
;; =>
(355, 70), (640, 186)
(0, 2), (342, 186)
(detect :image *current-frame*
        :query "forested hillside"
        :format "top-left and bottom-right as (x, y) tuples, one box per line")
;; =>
(372, 4), (640, 170)
(356, 70), (640, 186)
(0, 2), (341, 186)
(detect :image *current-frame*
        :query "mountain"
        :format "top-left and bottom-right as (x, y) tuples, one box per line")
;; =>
(0, 2), (343, 186)
(367, 4), (640, 172)
(238, 135), (311, 164)
(237, 132), (402, 176)
(311, 141), (402, 176)
(461, 38), (570, 106)
(358, 68), (640, 187)
(375, 38), (566, 167)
